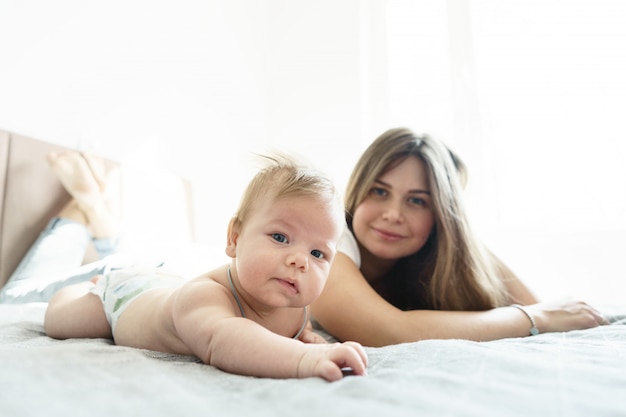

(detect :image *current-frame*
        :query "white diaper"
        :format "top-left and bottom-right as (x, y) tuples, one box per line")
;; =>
(90, 266), (183, 332)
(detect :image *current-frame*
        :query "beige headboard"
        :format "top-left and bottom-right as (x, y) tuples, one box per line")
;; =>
(0, 129), (195, 289)
(0, 130), (81, 288)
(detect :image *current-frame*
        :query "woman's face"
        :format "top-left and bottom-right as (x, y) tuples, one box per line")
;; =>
(352, 156), (435, 261)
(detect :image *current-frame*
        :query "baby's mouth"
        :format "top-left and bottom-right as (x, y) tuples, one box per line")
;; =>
(277, 278), (299, 294)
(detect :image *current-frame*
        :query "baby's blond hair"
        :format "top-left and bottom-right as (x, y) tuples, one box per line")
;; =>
(232, 153), (342, 229)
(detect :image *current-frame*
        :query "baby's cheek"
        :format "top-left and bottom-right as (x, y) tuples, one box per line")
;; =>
(301, 276), (322, 301)
(312, 274), (329, 297)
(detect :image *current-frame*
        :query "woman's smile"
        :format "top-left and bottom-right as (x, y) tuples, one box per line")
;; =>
(372, 227), (405, 242)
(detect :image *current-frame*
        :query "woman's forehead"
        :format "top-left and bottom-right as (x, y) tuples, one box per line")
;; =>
(379, 156), (429, 186)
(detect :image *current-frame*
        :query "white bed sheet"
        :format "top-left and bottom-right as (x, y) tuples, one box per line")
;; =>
(1, 303), (625, 417)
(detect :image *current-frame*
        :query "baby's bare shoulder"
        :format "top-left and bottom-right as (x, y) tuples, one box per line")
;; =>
(174, 270), (231, 306)
(171, 271), (240, 324)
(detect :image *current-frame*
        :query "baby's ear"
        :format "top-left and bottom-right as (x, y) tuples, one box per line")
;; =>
(225, 217), (241, 258)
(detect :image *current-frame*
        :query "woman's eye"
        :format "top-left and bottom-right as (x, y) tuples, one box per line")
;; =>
(272, 233), (288, 243)
(370, 187), (387, 197)
(310, 249), (324, 259)
(408, 197), (426, 206)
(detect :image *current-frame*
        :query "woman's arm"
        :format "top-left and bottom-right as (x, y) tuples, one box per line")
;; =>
(310, 253), (605, 347)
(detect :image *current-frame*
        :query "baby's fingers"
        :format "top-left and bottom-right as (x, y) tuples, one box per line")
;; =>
(343, 341), (368, 369)
(328, 343), (368, 378)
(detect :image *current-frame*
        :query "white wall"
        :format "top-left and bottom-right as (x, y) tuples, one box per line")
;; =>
(470, 0), (626, 305)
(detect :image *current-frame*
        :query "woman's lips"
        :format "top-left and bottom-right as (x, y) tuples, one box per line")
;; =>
(373, 227), (404, 242)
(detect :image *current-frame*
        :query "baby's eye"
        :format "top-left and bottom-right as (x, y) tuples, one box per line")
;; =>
(310, 249), (324, 259)
(272, 233), (288, 243)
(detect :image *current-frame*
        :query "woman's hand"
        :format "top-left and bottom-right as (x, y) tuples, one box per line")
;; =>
(526, 298), (609, 333)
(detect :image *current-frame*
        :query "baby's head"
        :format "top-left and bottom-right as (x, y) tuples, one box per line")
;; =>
(226, 154), (344, 307)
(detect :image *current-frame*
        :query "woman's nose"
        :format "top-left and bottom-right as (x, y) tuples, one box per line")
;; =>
(381, 200), (403, 223)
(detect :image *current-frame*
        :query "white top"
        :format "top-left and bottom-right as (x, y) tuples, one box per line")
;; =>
(337, 226), (361, 267)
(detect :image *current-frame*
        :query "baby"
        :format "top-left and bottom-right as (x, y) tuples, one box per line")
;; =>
(44, 153), (367, 381)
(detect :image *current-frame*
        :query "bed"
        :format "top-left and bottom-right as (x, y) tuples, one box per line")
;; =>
(2, 129), (626, 417)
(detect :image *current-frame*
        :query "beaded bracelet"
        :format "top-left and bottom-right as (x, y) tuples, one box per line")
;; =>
(511, 304), (539, 336)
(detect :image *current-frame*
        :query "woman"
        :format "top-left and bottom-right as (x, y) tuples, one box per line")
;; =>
(310, 127), (607, 346)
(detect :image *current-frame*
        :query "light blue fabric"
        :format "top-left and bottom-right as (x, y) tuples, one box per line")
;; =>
(0, 218), (120, 304)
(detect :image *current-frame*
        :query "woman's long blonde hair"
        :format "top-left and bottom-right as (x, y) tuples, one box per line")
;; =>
(345, 128), (508, 311)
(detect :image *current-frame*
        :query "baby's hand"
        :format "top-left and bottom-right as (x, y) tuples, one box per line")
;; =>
(297, 321), (328, 344)
(298, 327), (328, 344)
(298, 341), (368, 382)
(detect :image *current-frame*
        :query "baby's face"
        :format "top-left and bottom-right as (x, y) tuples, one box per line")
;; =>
(231, 194), (342, 309)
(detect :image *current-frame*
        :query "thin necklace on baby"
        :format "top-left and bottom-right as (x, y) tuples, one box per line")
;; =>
(227, 267), (308, 340)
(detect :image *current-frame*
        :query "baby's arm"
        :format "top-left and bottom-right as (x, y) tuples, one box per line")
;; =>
(172, 281), (367, 381)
